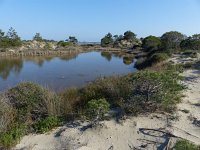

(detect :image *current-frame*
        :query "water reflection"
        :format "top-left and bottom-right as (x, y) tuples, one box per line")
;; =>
(101, 52), (112, 61)
(123, 57), (134, 65)
(0, 51), (136, 92)
(0, 58), (23, 80)
(0, 53), (78, 80)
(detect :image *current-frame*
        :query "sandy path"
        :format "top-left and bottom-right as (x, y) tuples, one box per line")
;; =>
(171, 69), (200, 144)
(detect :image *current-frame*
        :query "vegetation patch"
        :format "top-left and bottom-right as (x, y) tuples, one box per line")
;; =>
(175, 140), (200, 150)
(33, 116), (63, 133)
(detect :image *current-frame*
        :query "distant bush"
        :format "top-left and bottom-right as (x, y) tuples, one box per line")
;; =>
(175, 140), (200, 150)
(135, 53), (169, 69)
(181, 34), (200, 50)
(150, 53), (169, 63)
(142, 35), (161, 51)
(57, 40), (74, 47)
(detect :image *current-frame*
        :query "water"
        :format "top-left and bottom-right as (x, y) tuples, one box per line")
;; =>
(0, 51), (136, 92)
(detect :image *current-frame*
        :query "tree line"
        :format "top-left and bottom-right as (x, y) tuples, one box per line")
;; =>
(101, 31), (200, 51)
(1, 27), (200, 51)
(0, 28), (78, 48)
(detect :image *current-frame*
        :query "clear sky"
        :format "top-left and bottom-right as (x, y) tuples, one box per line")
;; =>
(0, 0), (200, 42)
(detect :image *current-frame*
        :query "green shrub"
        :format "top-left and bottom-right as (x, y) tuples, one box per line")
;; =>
(135, 53), (169, 69)
(57, 41), (74, 47)
(0, 124), (25, 149)
(175, 140), (200, 150)
(80, 76), (133, 106)
(123, 70), (184, 114)
(150, 53), (169, 63)
(86, 98), (110, 120)
(33, 116), (63, 133)
(6, 82), (62, 124)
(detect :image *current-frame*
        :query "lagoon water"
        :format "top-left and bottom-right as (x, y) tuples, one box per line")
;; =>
(0, 51), (136, 92)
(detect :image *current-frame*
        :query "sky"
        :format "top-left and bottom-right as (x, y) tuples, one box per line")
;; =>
(0, 0), (200, 42)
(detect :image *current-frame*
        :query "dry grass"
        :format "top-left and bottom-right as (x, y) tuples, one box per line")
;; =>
(0, 94), (16, 133)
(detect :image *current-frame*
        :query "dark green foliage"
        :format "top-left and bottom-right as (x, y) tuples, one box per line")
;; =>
(142, 36), (161, 51)
(123, 31), (137, 41)
(175, 140), (200, 150)
(33, 116), (63, 133)
(135, 53), (169, 69)
(101, 33), (114, 47)
(0, 27), (22, 48)
(33, 33), (43, 41)
(57, 40), (74, 47)
(150, 53), (169, 63)
(123, 71), (184, 114)
(181, 34), (200, 50)
(161, 31), (185, 50)
(67, 36), (78, 44)
(86, 99), (110, 120)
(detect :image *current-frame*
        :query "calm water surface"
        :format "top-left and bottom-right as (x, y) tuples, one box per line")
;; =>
(0, 51), (136, 92)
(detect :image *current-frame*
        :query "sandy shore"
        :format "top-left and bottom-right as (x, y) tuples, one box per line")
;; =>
(15, 56), (200, 150)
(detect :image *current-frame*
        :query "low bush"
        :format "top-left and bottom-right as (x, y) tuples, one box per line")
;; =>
(0, 124), (25, 149)
(123, 70), (184, 114)
(80, 76), (133, 106)
(175, 140), (200, 150)
(33, 116), (63, 133)
(85, 98), (110, 121)
(6, 82), (62, 124)
(135, 53), (169, 69)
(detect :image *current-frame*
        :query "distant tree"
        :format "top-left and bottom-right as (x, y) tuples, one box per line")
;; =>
(161, 31), (185, 50)
(5, 27), (22, 47)
(0, 29), (5, 38)
(142, 36), (161, 51)
(113, 35), (119, 41)
(180, 34), (200, 50)
(123, 31), (137, 41)
(101, 33), (114, 47)
(33, 33), (43, 41)
(67, 36), (78, 44)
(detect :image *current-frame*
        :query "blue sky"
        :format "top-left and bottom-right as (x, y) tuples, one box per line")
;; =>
(0, 0), (200, 42)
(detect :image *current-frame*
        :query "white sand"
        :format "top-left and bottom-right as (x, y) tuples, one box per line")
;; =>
(15, 55), (200, 150)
